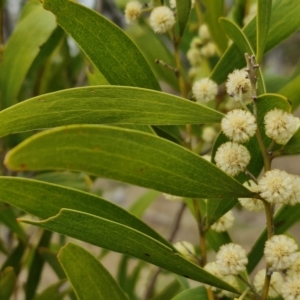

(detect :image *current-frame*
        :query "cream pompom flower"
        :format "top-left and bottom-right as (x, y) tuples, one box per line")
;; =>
(225, 69), (251, 101)
(187, 48), (202, 66)
(264, 108), (300, 145)
(221, 109), (257, 143)
(125, 1), (142, 24)
(287, 255), (300, 277)
(200, 42), (216, 57)
(238, 181), (264, 212)
(192, 78), (218, 102)
(264, 235), (299, 270)
(204, 262), (240, 296)
(281, 275), (300, 300)
(258, 169), (294, 204)
(174, 241), (196, 262)
(202, 127), (217, 143)
(149, 6), (175, 34)
(253, 269), (283, 298)
(216, 243), (248, 275)
(287, 175), (300, 206)
(198, 24), (210, 41)
(214, 142), (251, 177)
(211, 211), (234, 232)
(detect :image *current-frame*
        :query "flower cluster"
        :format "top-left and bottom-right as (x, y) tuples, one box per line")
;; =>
(214, 142), (251, 177)
(211, 210), (234, 232)
(192, 78), (218, 103)
(225, 69), (251, 102)
(264, 108), (300, 145)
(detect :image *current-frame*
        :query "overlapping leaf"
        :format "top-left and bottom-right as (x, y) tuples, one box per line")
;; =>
(42, 0), (160, 90)
(58, 243), (129, 300)
(5, 126), (253, 199)
(21, 209), (237, 292)
(0, 86), (223, 138)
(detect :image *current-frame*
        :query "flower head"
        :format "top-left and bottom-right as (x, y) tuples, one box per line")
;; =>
(264, 109), (300, 145)
(253, 269), (283, 298)
(287, 175), (300, 206)
(125, 1), (142, 24)
(225, 69), (251, 101)
(202, 127), (217, 143)
(187, 48), (202, 66)
(201, 42), (216, 57)
(287, 255), (300, 277)
(174, 241), (196, 262)
(204, 262), (240, 296)
(238, 181), (264, 212)
(211, 211), (234, 232)
(192, 78), (218, 102)
(258, 169), (294, 204)
(214, 142), (251, 177)
(281, 275), (300, 300)
(149, 6), (175, 34)
(198, 24), (210, 41)
(216, 243), (248, 275)
(190, 37), (203, 48)
(221, 109), (257, 143)
(264, 235), (298, 270)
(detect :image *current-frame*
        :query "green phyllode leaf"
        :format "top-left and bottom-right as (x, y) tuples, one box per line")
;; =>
(0, 0), (56, 109)
(58, 243), (129, 300)
(0, 86), (224, 138)
(22, 209), (237, 293)
(211, 0), (300, 84)
(175, 0), (191, 37)
(201, 0), (228, 54)
(172, 286), (209, 300)
(34, 280), (68, 300)
(41, 0), (160, 90)
(256, 0), (272, 62)
(0, 267), (16, 300)
(0, 177), (168, 247)
(5, 126), (253, 199)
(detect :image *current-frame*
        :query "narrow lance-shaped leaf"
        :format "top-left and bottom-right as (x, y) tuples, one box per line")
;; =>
(175, 0), (191, 37)
(219, 17), (265, 94)
(211, 0), (300, 85)
(5, 126), (253, 199)
(25, 230), (52, 300)
(58, 243), (129, 300)
(0, 1), (56, 108)
(201, 0), (228, 54)
(41, 0), (160, 90)
(0, 177), (169, 247)
(278, 73), (300, 111)
(0, 86), (224, 138)
(172, 286), (209, 300)
(256, 0), (272, 62)
(34, 280), (68, 300)
(21, 209), (238, 293)
(0, 267), (16, 300)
